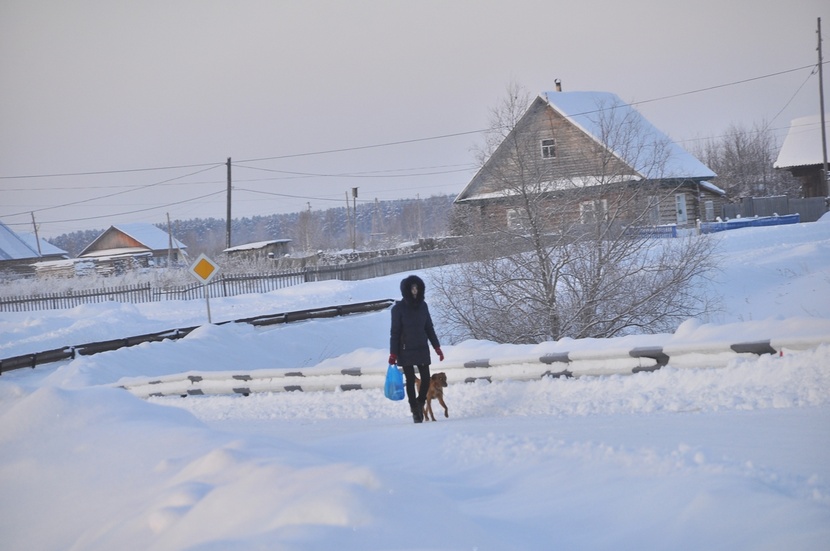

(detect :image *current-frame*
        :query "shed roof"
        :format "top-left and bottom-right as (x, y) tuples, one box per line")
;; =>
(224, 239), (291, 253)
(774, 115), (830, 169)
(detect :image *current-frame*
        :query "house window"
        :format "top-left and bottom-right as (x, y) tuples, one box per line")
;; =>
(704, 201), (714, 222)
(647, 195), (661, 225)
(540, 138), (556, 159)
(675, 194), (688, 225)
(580, 199), (608, 224)
(506, 208), (527, 230)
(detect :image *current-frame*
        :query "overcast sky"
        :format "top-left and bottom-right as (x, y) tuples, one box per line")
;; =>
(1, 0), (828, 239)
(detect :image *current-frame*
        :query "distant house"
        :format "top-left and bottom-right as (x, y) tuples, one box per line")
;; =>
(454, 89), (723, 232)
(224, 239), (292, 261)
(774, 115), (830, 198)
(0, 221), (69, 276)
(79, 223), (188, 270)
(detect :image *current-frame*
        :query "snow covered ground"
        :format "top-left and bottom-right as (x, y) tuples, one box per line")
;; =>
(1, 219), (829, 550)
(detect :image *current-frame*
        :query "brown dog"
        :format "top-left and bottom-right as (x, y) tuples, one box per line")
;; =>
(415, 372), (449, 421)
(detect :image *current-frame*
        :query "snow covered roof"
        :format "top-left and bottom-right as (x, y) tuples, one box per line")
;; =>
(224, 239), (291, 253)
(17, 233), (68, 257)
(700, 180), (726, 196)
(541, 91), (716, 180)
(80, 247), (153, 259)
(0, 221), (40, 261)
(113, 223), (187, 251)
(79, 223), (187, 257)
(774, 115), (830, 169)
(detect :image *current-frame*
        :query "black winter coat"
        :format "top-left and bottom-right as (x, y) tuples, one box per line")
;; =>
(389, 275), (440, 366)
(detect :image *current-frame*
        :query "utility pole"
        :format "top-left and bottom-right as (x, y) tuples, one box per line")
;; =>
(306, 202), (312, 252)
(166, 212), (174, 267)
(416, 193), (423, 238)
(30, 212), (41, 255)
(818, 17), (829, 196)
(226, 157), (232, 249)
(345, 190), (352, 249)
(352, 187), (358, 250)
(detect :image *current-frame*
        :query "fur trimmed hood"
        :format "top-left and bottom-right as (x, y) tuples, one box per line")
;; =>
(399, 274), (426, 304)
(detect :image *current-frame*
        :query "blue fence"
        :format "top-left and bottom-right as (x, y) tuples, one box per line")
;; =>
(700, 214), (800, 234)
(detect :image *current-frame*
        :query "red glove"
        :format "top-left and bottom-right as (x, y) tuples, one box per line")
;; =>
(388, 353), (397, 365)
(435, 347), (444, 361)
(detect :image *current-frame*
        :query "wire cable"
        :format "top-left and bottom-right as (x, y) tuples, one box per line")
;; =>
(1, 60), (825, 228)
(231, 162), (477, 179)
(0, 161), (223, 180)
(42, 190), (227, 224)
(3, 164), (224, 218)
(1, 61), (823, 181)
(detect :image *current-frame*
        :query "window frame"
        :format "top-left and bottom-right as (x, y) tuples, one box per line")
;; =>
(540, 138), (556, 159)
(579, 199), (608, 224)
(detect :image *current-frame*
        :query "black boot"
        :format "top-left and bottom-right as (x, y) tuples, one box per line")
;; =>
(411, 404), (423, 423)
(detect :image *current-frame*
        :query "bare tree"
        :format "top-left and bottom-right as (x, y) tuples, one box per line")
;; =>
(433, 85), (719, 344)
(693, 122), (801, 198)
(293, 205), (323, 253)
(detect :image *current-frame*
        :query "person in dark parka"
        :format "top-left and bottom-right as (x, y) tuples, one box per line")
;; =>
(389, 274), (444, 423)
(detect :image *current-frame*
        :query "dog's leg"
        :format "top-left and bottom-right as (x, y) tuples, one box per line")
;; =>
(424, 398), (435, 421)
(437, 395), (448, 418)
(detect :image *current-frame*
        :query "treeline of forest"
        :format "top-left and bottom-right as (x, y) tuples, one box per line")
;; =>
(50, 194), (457, 259)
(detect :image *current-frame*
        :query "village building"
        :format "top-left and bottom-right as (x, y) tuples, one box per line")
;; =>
(78, 223), (187, 274)
(454, 89), (724, 233)
(774, 115), (830, 198)
(223, 239), (292, 261)
(0, 221), (69, 277)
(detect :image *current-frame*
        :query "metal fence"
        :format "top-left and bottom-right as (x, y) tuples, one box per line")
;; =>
(722, 196), (828, 222)
(0, 299), (395, 374)
(0, 249), (455, 313)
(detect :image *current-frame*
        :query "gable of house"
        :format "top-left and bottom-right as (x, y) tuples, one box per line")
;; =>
(457, 91), (715, 205)
(79, 223), (187, 258)
(454, 90), (721, 228)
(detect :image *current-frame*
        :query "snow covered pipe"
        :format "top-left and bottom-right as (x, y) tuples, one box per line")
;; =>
(120, 337), (829, 398)
(0, 299), (395, 375)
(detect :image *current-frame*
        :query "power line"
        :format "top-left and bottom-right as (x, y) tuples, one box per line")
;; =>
(234, 184), (462, 207)
(3, 164), (223, 219)
(673, 71), (821, 147)
(2, 60), (825, 229)
(235, 130), (487, 164)
(0, 161), (223, 180)
(232, 162), (477, 179)
(629, 63), (819, 108)
(1, 61), (824, 182)
(233, 187), (351, 203)
(42, 190), (227, 224)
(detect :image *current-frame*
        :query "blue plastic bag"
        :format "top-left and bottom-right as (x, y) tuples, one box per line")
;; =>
(384, 364), (405, 401)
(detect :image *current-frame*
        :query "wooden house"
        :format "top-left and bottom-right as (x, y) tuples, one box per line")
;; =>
(0, 221), (69, 276)
(78, 223), (187, 270)
(454, 90), (724, 233)
(774, 115), (830, 198)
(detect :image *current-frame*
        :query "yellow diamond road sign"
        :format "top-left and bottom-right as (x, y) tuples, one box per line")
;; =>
(189, 253), (219, 284)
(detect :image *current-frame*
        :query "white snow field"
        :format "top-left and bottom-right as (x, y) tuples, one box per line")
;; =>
(1, 218), (829, 550)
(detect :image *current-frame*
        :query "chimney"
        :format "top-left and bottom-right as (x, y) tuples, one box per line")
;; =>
(555, 79), (562, 92)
